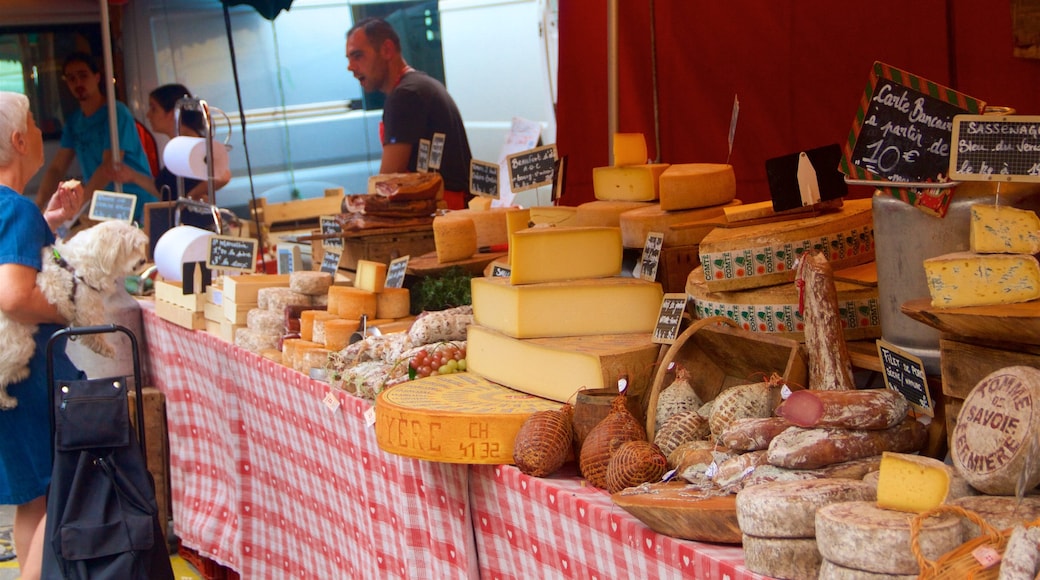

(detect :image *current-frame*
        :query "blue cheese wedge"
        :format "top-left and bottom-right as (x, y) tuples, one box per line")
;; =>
(924, 251), (1040, 308)
(969, 204), (1040, 254)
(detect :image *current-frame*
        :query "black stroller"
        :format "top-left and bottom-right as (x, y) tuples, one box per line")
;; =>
(40, 325), (174, 580)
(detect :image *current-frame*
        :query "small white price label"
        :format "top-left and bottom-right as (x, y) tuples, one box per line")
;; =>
(322, 390), (341, 413)
(364, 406), (377, 427)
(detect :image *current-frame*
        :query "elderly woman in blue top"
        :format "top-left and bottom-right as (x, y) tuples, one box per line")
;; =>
(0, 91), (84, 580)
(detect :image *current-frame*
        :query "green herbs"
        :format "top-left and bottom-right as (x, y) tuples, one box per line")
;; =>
(410, 266), (473, 313)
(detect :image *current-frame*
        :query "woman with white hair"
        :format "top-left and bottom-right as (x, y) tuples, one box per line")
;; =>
(0, 91), (84, 580)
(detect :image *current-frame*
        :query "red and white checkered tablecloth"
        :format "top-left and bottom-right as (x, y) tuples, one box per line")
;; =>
(469, 464), (771, 580)
(142, 308), (476, 579)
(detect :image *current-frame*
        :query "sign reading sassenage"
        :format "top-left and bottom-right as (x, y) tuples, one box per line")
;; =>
(949, 115), (1040, 182)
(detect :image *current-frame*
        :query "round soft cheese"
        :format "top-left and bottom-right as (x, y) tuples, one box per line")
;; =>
(949, 495), (1040, 538)
(951, 366), (1040, 495)
(741, 534), (821, 580)
(818, 559), (917, 580)
(736, 478), (876, 538)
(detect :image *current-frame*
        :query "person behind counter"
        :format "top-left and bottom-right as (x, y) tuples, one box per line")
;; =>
(346, 17), (473, 209)
(34, 52), (156, 225)
(0, 91), (85, 580)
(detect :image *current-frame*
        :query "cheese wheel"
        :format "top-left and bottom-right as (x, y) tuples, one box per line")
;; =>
(612, 133), (648, 166)
(310, 313), (340, 345)
(376, 287), (411, 319)
(257, 286), (312, 311)
(699, 197), (874, 292)
(246, 307), (285, 336)
(736, 478), (876, 538)
(818, 559), (917, 580)
(234, 327), (279, 353)
(951, 366), (1040, 495)
(573, 200), (652, 227)
(618, 201), (737, 248)
(296, 347), (331, 375)
(439, 207), (512, 248)
(327, 286), (378, 320)
(741, 535), (821, 580)
(686, 265), (881, 342)
(658, 163), (736, 211)
(324, 318), (360, 352)
(924, 251), (1040, 308)
(949, 495), (1040, 538)
(299, 309), (330, 342)
(815, 500), (963, 575)
(289, 270), (333, 296)
(432, 216), (478, 263)
(592, 163), (669, 202)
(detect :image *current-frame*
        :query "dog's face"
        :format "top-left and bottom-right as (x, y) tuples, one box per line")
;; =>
(65, 221), (150, 283)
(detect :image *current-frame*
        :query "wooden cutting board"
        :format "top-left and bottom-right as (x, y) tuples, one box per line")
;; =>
(406, 250), (507, 277)
(901, 298), (1040, 346)
(611, 483), (741, 544)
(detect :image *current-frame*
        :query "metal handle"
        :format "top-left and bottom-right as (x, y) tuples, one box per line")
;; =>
(844, 177), (961, 189)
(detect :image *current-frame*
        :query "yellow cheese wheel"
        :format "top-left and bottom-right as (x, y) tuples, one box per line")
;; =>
(440, 207), (512, 248)
(618, 200), (739, 248)
(573, 200), (653, 227)
(432, 216), (478, 263)
(612, 133), (648, 166)
(376, 287), (411, 319)
(658, 163), (736, 211)
(324, 318), (360, 352)
(327, 286), (378, 320)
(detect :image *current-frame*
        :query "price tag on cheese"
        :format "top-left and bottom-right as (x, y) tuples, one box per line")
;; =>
(385, 255), (409, 289)
(417, 138), (431, 173)
(322, 390), (341, 413)
(652, 293), (687, 344)
(639, 231), (664, 282)
(876, 339), (933, 417)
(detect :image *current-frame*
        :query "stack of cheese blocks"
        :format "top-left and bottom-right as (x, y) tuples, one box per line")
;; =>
(205, 273), (294, 341)
(924, 203), (1040, 308)
(686, 196), (881, 342)
(154, 278), (207, 330)
(464, 219), (665, 403)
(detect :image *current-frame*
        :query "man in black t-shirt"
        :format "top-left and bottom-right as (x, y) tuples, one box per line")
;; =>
(346, 17), (473, 209)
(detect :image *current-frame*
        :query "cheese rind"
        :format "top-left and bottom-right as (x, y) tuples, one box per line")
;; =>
(529, 206), (578, 227)
(923, 251), (1040, 308)
(875, 452), (951, 513)
(508, 226), (623, 284)
(592, 163), (670, 202)
(375, 287), (410, 319)
(658, 163), (737, 211)
(969, 203), (1040, 254)
(619, 200), (739, 248)
(574, 200), (652, 227)
(327, 286), (378, 320)
(471, 276), (663, 338)
(741, 535), (821, 580)
(432, 216), (478, 263)
(736, 478), (876, 538)
(505, 208), (532, 266)
(440, 207), (511, 248)
(612, 133), (648, 166)
(465, 324), (659, 403)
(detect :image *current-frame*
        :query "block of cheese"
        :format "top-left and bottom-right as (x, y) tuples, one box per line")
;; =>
(742, 536), (821, 580)
(508, 226), (623, 285)
(529, 205), (579, 227)
(468, 195), (492, 210)
(505, 208), (531, 266)
(374, 372), (561, 463)
(686, 264), (881, 341)
(736, 478), (876, 538)
(875, 452), (951, 513)
(432, 215), (478, 263)
(951, 366), (1040, 495)
(699, 197), (874, 291)
(327, 286), (378, 320)
(471, 276), (663, 338)
(258, 287), (312, 311)
(466, 324), (659, 403)
(970, 203), (1040, 254)
(300, 310), (338, 342)
(619, 200), (738, 248)
(923, 251), (1040, 308)
(815, 500), (964, 575)
(353, 259), (388, 293)
(289, 271), (333, 296)
(658, 163), (736, 211)
(592, 163), (670, 202)
(375, 287), (410, 319)
(441, 207), (511, 248)
(573, 200), (653, 227)
(612, 132), (648, 166)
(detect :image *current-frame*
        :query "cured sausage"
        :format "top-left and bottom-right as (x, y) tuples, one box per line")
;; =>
(766, 419), (927, 470)
(775, 388), (908, 430)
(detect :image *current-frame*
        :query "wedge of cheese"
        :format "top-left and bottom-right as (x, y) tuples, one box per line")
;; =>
(659, 163), (736, 211)
(924, 251), (1040, 308)
(505, 208), (531, 266)
(529, 205), (579, 227)
(353, 259), (387, 293)
(969, 203), (1040, 254)
(509, 226), (623, 284)
(619, 200), (739, 248)
(574, 200), (653, 227)
(592, 163), (670, 201)
(439, 207), (512, 248)
(466, 325), (659, 403)
(471, 276), (663, 338)
(875, 452), (952, 513)
(613, 133), (648, 166)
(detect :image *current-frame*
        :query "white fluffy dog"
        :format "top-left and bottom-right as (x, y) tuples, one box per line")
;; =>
(0, 220), (149, 409)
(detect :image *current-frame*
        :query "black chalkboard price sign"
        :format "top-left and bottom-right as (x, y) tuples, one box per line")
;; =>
(876, 339), (933, 417)
(506, 144), (557, 193)
(207, 235), (258, 273)
(89, 190), (137, 223)
(319, 216), (343, 251)
(469, 159), (499, 198)
(949, 115), (1040, 182)
(320, 249), (342, 275)
(652, 293), (688, 345)
(385, 255), (409, 289)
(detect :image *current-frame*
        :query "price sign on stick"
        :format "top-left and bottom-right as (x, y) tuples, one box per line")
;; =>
(385, 255), (409, 289)
(417, 139), (431, 173)
(320, 249), (342, 275)
(89, 190), (137, 223)
(429, 132), (446, 170)
(207, 236), (258, 273)
(639, 232), (664, 282)
(876, 339), (933, 417)
(653, 293), (688, 344)
(470, 160), (499, 198)
(507, 144), (557, 193)
(319, 216), (343, 251)
(949, 115), (1040, 182)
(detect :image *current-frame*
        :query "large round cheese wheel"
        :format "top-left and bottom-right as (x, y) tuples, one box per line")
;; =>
(741, 534), (821, 580)
(818, 559), (916, 580)
(618, 200), (739, 248)
(736, 478), (876, 538)
(815, 500), (963, 575)
(949, 495), (1040, 538)
(951, 366), (1040, 495)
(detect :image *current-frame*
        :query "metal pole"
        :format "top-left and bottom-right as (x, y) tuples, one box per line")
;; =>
(99, 0), (122, 192)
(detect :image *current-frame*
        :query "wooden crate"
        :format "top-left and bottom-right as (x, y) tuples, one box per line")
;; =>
(657, 244), (700, 295)
(128, 387), (170, 540)
(312, 227), (436, 271)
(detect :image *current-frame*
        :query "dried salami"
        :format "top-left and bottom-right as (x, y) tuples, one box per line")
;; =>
(719, 416), (792, 451)
(767, 419), (927, 470)
(775, 388), (908, 430)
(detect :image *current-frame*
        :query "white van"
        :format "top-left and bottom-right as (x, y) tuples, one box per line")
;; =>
(4, 0), (558, 216)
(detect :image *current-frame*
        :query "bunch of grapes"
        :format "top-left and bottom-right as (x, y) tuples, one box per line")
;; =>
(410, 343), (467, 379)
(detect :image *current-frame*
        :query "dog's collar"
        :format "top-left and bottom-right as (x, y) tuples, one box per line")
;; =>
(50, 248), (103, 295)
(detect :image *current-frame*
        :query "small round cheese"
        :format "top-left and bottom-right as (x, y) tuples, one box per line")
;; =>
(736, 478), (876, 538)
(246, 307), (284, 336)
(289, 270), (333, 296)
(741, 535), (821, 580)
(818, 559), (916, 580)
(950, 495), (1040, 538)
(258, 286), (312, 311)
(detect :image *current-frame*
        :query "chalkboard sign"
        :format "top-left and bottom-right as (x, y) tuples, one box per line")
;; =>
(876, 339), (933, 417)
(490, 263), (511, 278)
(320, 249), (342, 275)
(319, 215), (343, 251)
(417, 139), (431, 173)
(507, 144), (557, 193)
(89, 190), (137, 223)
(429, 132), (446, 171)
(385, 255), (409, 289)
(207, 235), (258, 273)
(470, 159), (499, 198)
(639, 231), (664, 282)
(949, 115), (1040, 182)
(840, 62), (985, 215)
(653, 293), (688, 344)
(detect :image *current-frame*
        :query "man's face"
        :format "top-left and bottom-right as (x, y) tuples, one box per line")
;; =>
(346, 30), (389, 94)
(62, 61), (101, 102)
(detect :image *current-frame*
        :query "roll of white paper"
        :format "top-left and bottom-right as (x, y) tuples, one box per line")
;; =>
(163, 136), (230, 180)
(154, 225), (215, 282)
